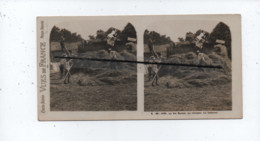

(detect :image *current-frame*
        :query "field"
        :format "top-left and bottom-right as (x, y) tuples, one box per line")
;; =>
(145, 78), (231, 111)
(144, 51), (232, 111)
(50, 50), (137, 111)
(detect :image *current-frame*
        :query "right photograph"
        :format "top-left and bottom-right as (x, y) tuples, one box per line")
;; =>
(144, 20), (232, 111)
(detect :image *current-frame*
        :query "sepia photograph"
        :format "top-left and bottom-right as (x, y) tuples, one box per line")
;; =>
(3, 0), (260, 140)
(144, 20), (232, 111)
(48, 20), (137, 111)
(38, 15), (242, 120)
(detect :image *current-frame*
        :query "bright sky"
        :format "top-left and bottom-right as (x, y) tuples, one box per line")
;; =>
(146, 20), (220, 42)
(55, 20), (220, 42)
(56, 20), (128, 40)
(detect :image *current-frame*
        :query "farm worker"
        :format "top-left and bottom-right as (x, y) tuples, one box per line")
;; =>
(196, 50), (206, 72)
(59, 54), (67, 79)
(64, 58), (73, 84)
(147, 56), (155, 81)
(148, 38), (158, 58)
(151, 56), (161, 86)
(60, 36), (70, 56)
(108, 48), (117, 69)
(196, 50), (206, 63)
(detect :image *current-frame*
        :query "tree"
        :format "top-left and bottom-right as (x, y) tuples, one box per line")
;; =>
(121, 23), (137, 43)
(50, 26), (61, 41)
(50, 26), (83, 42)
(96, 29), (106, 40)
(209, 22), (232, 59)
(88, 35), (95, 40)
(178, 37), (184, 42)
(143, 29), (173, 45)
(185, 32), (195, 42)
(106, 27), (116, 35)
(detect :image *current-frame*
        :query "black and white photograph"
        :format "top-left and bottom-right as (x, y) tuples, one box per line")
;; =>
(144, 20), (233, 111)
(49, 20), (137, 111)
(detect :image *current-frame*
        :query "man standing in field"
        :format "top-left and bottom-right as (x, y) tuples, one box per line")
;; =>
(59, 53), (67, 79)
(196, 50), (207, 72)
(63, 57), (73, 84)
(108, 48), (117, 69)
(151, 56), (161, 86)
(148, 38), (158, 58)
(147, 56), (155, 81)
(59, 53), (73, 84)
(60, 36), (70, 56)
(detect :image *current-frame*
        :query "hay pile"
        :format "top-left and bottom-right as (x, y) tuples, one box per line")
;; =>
(159, 52), (231, 88)
(70, 70), (136, 86)
(66, 49), (137, 86)
(72, 50), (136, 72)
(70, 73), (100, 86)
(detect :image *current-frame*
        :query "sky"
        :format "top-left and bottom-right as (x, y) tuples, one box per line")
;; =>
(55, 20), (129, 40)
(55, 20), (221, 42)
(146, 20), (220, 42)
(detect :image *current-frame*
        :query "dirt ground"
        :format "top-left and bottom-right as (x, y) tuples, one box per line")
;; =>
(50, 71), (137, 111)
(144, 74), (232, 111)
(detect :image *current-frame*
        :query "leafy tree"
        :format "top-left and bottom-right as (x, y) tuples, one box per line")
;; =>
(106, 27), (116, 35)
(178, 37), (184, 42)
(96, 29), (106, 40)
(50, 26), (61, 41)
(121, 23), (137, 43)
(50, 26), (83, 42)
(143, 29), (173, 45)
(88, 35), (95, 40)
(185, 32), (196, 42)
(209, 22), (232, 59)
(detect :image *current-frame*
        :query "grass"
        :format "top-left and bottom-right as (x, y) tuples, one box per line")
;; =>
(145, 79), (231, 111)
(50, 70), (137, 111)
(144, 51), (232, 111)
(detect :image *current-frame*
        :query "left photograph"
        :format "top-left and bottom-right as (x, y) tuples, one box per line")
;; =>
(49, 21), (137, 111)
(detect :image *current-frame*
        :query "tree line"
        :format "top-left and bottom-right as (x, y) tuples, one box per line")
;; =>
(50, 22), (231, 59)
(178, 22), (231, 59)
(144, 22), (231, 59)
(50, 26), (83, 42)
(144, 30), (173, 45)
(50, 23), (137, 45)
